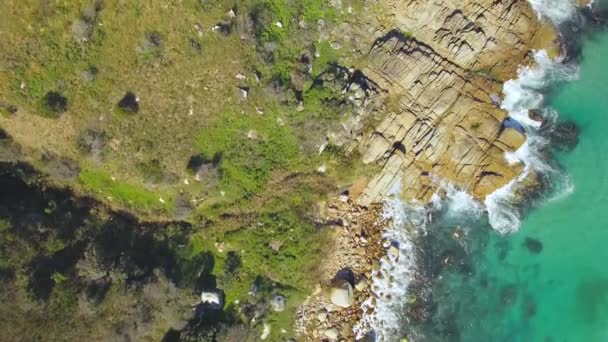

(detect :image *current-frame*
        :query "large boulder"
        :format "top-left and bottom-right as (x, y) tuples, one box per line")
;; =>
(329, 279), (354, 308)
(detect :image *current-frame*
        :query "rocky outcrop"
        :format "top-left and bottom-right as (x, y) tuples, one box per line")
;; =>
(329, 0), (560, 205)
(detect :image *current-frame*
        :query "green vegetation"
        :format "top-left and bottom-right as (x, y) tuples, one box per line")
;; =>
(0, 0), (375, 340)
(79, 167), (174, 213)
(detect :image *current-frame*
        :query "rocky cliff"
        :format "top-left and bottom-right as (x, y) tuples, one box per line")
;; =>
(331, 0), (559, 204)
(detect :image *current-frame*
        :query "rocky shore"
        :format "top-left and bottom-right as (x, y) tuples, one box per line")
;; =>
(294, 0), (570, 340)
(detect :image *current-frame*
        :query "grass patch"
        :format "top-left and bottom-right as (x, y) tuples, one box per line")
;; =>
(79, 167), (173, 213)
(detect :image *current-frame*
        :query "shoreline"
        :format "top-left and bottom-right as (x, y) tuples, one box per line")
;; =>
(296, 1), (608, 341)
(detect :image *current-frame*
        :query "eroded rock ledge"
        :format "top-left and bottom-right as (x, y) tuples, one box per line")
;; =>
(331, 0), (559, 205)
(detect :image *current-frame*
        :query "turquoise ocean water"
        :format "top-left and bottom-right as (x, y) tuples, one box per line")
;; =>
(413, 18), (608, 342)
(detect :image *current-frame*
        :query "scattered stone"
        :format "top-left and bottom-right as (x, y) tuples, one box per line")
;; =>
(276, 117), (285, 126)
(387, 244), (400, 260)
(317, 309), (328, 322)
(81, 66), (98, 82)
(275, 21), (283, 28)
(247, 129), (257, 140)
(239, 87), (249, 100)
(329, 279), (354, 308)
(235, 73), (246, 80)
(269, 240), (283, 252)
(270, 294), (287, 312)
(322, 327), (339, 340)
(330, 41), (342, 50)
(317, 164), (327, 173)
(524, 237), (543, 254)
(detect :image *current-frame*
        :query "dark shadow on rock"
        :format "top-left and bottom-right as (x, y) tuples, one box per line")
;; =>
(335, 267), (355, 286)
(118, 92), (139, 113)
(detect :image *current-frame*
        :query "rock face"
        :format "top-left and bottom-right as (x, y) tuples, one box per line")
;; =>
(333, 0), (559, 205)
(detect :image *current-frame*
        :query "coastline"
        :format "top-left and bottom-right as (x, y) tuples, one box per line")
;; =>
(295, 1), (602, 341)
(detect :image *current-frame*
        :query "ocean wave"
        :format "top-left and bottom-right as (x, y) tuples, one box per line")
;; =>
(528, 0), (577, 24)
(486, 48), (579, 234)
(354, 181), (426, 341)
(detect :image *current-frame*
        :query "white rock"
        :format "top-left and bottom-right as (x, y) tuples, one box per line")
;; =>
(270, 294), (286, 312)
(261, 323), (271, 340)
(201, 292), (223, 309)
(317, 309), (328, 322)
(235, 73), (246, 80)
(329, 279), (353, 308)
(317, 164), (327, 173)
(322, 328), (339, 340)
(275, 21), (283, 28)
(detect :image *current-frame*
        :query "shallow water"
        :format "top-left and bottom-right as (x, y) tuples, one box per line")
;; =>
(416, 26), (608, 342)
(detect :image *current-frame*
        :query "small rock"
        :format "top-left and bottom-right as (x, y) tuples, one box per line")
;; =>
(322, 328), (339, 340)
(227, 9), (236, 18)
(261, 323), (271, 340)
(387, 245), (400, 260)
(317, 164), (327, 173)
(330, 41), (342, 50)
(355, 279), (369, 291)
(270, 294), (286, 312)
(247, 129), (258, 140)
(317, 309), (328, 322)
(235, 73), (246, 80)
(275, 21), (283, 28)
(239, 87), (248, 100)
(296, 101), (304, 112)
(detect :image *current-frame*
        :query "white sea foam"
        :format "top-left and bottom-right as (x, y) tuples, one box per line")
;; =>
(527, 0), (577, 24)
(486, 49), (578, 233)
(354, 181), (426, 341)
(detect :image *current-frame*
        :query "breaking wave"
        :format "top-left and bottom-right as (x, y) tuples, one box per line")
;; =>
(354, 181), (426, 341)
(485, 49), (579, 234)
(528, 0), (577, 24)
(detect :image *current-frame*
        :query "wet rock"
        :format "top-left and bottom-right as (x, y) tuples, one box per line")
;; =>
(118, 92), (139, 113)
(524, 237), (543, 254)
(550, 121), (579, 151)
(329, 279), (354, 308)
(43, 91), (68, 116)
(270, 294), (286, 312)
(528, 109), (545, 125)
